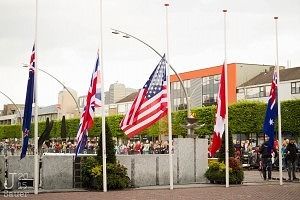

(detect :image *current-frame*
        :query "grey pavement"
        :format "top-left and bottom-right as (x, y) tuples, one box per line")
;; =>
(1, 170), (300, 200)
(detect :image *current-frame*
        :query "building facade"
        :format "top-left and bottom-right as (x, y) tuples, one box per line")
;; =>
(170, 63), (273, 111)
(237, 66), (300, 102)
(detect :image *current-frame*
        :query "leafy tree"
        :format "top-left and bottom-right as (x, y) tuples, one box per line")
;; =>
(97, 121), (116, 164)
(217, 130), (235, 162)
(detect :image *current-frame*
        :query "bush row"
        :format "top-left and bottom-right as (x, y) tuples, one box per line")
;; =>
(0, 99), (299, 139)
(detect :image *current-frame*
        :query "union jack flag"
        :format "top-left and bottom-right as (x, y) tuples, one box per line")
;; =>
(21, 45), (35, 159)
(120, 56), (168, 138)
(76, 52), (100, 155)
(263, 70), (278, 151)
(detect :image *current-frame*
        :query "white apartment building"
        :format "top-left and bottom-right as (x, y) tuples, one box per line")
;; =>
(237, 67), (300, 102)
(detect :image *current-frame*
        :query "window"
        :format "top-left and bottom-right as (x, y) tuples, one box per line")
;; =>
(183, 80), (191, 88)
(291, 81), (300, 94)
(118, 104), (125, 113)
(202, 77), (209, 86)
(172, 82), (180, 90)
(173, 98), (181, 106)
(214, 75), (221, 84)
(259, 86), (266, 97)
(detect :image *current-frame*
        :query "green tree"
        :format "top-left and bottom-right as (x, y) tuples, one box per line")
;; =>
(217, 131), (235, 162)
(97, 121), (116, 164)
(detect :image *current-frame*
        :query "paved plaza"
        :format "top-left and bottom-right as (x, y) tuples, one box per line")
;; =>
(20, 183), (300, 200)
(2, 170), (300, 200)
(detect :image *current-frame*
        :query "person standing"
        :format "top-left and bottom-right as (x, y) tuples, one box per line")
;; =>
(259, 140), (273, 180)
(285, 139), (299, 181)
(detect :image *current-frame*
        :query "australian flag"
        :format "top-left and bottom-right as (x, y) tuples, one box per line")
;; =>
(21, 46), (35, 159)
(263, 70), (278, 151)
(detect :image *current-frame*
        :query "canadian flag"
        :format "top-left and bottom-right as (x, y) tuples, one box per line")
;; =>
(210, 64), (226, 157)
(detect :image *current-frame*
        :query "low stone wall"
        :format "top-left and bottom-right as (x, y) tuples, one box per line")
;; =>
(0, 138), (208, 189)
(117, 138), (208, 187)
(42, 155), (73, 190)
(7, 155), (34, 189)
(0, 156), (5, 190)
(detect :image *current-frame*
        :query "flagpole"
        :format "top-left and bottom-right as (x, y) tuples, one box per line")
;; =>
(164, 3), (173, 190)
(223, 9), (229, 188)
(100, 0), (107, 192)
(274, 16), (283, 186)
(34, 0), (39, 195)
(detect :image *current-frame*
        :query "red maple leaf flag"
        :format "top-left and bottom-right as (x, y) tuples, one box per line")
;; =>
(210, 64), (226, 157)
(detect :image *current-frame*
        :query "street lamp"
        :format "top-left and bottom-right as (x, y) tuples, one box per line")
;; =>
(22, 64), (81, 115)
(0, 90), (22, 124)
(111, 28), (191, 116)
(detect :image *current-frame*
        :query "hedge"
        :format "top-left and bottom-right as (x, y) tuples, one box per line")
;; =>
(0, 99), (299, 139)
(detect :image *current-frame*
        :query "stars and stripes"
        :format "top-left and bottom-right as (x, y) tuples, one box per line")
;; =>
(120, 56), (168, 138)
(75, 52), (100, 155)
(263, 70), (278, 151)
(21, 45), (35, 159)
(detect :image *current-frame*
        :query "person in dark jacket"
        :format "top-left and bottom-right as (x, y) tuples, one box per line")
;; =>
(285, 139), (299, 181)
(259, 141), (273, 180)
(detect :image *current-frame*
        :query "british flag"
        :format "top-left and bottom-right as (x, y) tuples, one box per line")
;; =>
(76, 52), (100, 155)
(21, 45), (35, 159)
(120, 56), (168, 138)
(263, 70), (278, 151)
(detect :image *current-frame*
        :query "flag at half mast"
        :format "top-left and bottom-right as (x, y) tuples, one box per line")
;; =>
(120, 56), (168, 138)
(209, 64), (226, 157)
(263, 70), (278, 151)
(21, 45), (35, 159)
(75, 52), (100, 155)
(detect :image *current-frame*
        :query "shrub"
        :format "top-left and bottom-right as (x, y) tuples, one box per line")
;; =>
(81, 157), (130, 190)
(204, 157), (244, 184)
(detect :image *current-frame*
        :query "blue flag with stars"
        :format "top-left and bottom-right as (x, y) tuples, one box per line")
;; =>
(263, 70), (278, 151)
(20, 46), (35, 159)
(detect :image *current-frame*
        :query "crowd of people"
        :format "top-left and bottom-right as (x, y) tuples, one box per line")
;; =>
(115, 140), (173, 155)
(231, 138), (300, 181)
(0, 139), (98, 155)
(0, 138), (173, 156)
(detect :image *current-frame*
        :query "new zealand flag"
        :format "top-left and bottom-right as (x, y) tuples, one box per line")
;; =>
(20, 46), (35, 159)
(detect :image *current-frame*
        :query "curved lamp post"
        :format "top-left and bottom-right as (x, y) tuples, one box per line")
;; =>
(22, 64), (80, 115)
(111, 28), (191, 117)
(0, 90), (22, 124)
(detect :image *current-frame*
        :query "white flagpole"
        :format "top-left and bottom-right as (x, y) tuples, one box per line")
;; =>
(223, 9), (229, 188)
(274, 16), (283, 186)
(34, 0), (39, 195)
(164, 3), (173, 190)
(100, 0), (107, 192)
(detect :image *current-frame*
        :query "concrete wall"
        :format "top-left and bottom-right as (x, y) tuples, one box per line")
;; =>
(0, 156), (5, 189)
(42, 155), (73, 190)
(0, 138), (208, 189)
(116, 138), (207, 187)
(7, 155), (34, 189)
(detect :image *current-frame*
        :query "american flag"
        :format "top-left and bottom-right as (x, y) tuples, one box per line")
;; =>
(76, 52), (100, 155)
(263, 70), (278, 151)
(21, 45), (35, 159)
(120, 56), (168, 138)
(209, 64), (226, 157)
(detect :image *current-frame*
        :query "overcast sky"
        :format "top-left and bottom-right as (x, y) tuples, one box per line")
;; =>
(1, 0), (300, 109)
